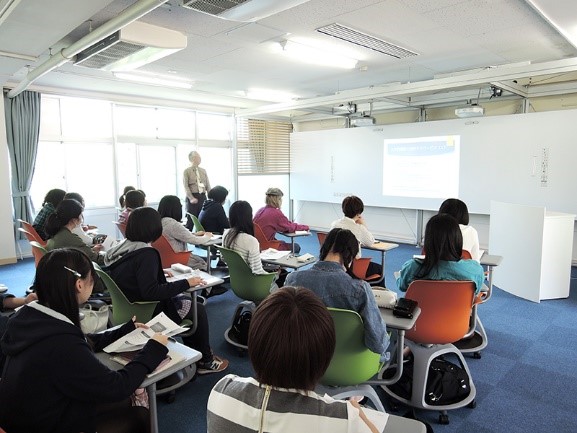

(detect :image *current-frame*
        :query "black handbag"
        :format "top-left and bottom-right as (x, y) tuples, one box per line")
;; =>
(393, 298), (418, 319)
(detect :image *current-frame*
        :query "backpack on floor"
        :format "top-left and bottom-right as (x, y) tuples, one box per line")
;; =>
(230, 307), (252, 346)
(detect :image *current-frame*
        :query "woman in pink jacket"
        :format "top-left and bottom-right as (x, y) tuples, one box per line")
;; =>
(253, 188), (309, 253)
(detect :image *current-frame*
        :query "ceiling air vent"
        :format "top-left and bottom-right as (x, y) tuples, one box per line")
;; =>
(181, 0), (310, 22)
(317, 23), (418, 59)
(74, 21), (187, 71)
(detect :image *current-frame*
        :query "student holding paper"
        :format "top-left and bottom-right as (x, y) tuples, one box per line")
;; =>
(0, 249), (168, 433)
(104, 207), (229, 375)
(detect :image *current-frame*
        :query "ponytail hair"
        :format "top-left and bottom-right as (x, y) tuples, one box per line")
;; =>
(45, 199), (83, 238)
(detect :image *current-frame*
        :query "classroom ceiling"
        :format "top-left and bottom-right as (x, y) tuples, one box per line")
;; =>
(2, 0), (577, 120)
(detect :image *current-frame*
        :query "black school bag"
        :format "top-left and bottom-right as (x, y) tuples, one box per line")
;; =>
(230, 308), (252, 346)
(387, 356), (471, 405)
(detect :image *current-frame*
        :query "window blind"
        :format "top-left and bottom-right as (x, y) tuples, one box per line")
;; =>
(236, 118), (292, 174)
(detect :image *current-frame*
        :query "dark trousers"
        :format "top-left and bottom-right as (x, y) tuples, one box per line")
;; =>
(181, 300), (212, 362)
(185, 193), (206, 230)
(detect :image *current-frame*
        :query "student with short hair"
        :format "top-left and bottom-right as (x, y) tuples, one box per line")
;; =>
(397, 213), (484, 294)
(253, 187), (309, 253)
(118, 190), (146, 224)
(0, 249), (168, 433)
(199, 185), (230, 234)
(285, 228), (389, 358)
(207, 286), (384, 433)
(104, 207), (229, 375)
(438, 198), (481, 262)
(331, 195), (382, 278)
(157, 194), (212, 270)
(33, 188), (66, 240)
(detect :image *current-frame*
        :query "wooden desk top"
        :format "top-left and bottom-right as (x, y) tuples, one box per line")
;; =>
(363, 241), (399, 252)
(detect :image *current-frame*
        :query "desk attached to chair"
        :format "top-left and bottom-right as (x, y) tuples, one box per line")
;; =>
(361, 241), (399, 287)
(96, 341), (201, 433)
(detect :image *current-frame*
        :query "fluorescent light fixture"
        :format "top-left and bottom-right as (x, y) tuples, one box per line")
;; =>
(278, 40), (358, 69)
(113, 72), (193, 89)
(246, 88), (298, 102)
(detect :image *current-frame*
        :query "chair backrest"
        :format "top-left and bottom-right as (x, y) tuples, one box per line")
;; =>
(321, 308), (381, 386)
(351, 257), (381, 281)
(95, 268), (158, 326)
(316, 231), (328, 247)
(29, 240), (48, 266)
(405, 280), (475, 345)
(112, 221), (126, 238)
(151, 235), (190, 269)
(18, 219), (47, 246)
(216, 246), (275, 303)
(253, 223), (281, 251)
(189, 213), (205, 232)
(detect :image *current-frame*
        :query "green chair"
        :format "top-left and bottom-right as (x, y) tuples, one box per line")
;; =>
(216, 246), (276, 350)
(190, 213), (205, 232)
(317, 308), (385, 412)
(94, 268), (158, 326)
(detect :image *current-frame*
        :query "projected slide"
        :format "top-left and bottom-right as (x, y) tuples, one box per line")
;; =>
(382, 135), (460, 198)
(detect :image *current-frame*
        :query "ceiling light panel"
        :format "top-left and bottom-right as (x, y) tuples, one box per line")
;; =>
(316, 23), (418, 59)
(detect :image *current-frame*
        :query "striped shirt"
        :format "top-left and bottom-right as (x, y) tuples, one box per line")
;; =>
(222, 231), (267, 275)
(207, 375), (387, 433)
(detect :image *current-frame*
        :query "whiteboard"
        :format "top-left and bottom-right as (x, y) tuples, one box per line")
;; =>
(290, 109), (577, 215)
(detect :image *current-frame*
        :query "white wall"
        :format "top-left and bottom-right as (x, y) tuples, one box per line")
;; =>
(0, 97), (17, 264)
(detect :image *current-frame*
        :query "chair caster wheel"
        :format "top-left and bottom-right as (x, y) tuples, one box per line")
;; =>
(468, 399), (477, 409)
(439, 413), (449, 425)
(473, 351), (482, 359)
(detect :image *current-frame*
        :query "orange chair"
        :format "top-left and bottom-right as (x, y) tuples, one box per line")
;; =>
(151, 235), (191, 269)
(253, 223), (282, 251)
(382, 280), (477, 424)
(112, 221), (126, 238)
(29, 240), (48, 267)
(17, 219), (46, 246)
(316, 231), (328, 247)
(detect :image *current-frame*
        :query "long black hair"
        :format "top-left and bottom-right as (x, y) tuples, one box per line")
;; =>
(42, 188), (66, 207)
(224, 200), (254, 248)
(34, 249), (96, 328)
(319, 228), (359, 279)
(45, 199), (83, 238)
(439, 198), (470, 225)
(417, 213), (463, 279)
(157, 195), (182, 221)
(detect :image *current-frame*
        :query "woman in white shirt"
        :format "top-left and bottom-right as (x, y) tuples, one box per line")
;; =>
(438, 198), (481, 262)
(331, 195), (382, 278)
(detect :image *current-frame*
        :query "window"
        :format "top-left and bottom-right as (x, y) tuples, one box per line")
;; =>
(198, 112), (232, 140)
(236, 118), (291, 174)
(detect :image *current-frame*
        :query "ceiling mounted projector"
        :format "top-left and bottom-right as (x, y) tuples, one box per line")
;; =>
(455, 105), (484, 118)
(350, 116), (375, 127)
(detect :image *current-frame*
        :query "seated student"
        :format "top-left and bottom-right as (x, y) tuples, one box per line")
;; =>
(158, 194), (212, 271)
(223, 200), (280, 287)
(438, 198), (481, 262)
(0, 292), (37, 336)
(118, 190), (146, 225)
(45, 199), (105, 265)
(207, 287), (385, 433)
(199, 185), (230, 234)
(331, 195), (382, 278)
(119, 185), (136, 209)
(0, 249), (168, 433)
(104, 207), (229, 375)
(397, 213), (485, 294)
(285, 228), (389, 358)
(33, 188), (66, 240)
(64, 192), (100, 246)
(253, 187), (309, 253)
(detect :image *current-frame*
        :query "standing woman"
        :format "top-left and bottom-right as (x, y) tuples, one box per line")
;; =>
(33, 188), (66, 240)
(158, 194), (213, 270)
(253, 187), (309, 253)
(438, 198), (481, 262)
(183, 150), (211, 228)
(397, 214), (484, 294)
(0, 249), (168, 433)
(104, 207), (229, 375)
(45, 199), (105, 265)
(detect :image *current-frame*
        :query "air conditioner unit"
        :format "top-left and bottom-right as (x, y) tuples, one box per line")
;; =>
(455, 105), (485, 118)
(350, 116), (375, 127)
(181, 0), (311, 22)
(74, 21), (187, 71)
